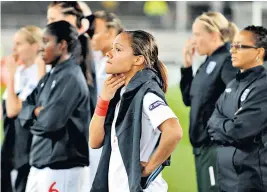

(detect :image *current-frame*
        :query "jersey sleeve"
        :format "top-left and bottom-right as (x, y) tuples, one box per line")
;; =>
(143, 92), (177, 131)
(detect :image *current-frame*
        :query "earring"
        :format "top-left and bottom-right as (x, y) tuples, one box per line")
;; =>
(256, 56), (260, 62)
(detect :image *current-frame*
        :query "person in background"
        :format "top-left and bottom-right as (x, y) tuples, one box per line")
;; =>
(47, 1), (97, 115)
(208, 25), (267, 192)
(180, 11), (239, 192)
(91, 11), (124, 97)
(1, 25), (45, 192)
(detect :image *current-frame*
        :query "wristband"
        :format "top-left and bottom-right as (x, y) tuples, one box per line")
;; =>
(95, 97), (110, 116)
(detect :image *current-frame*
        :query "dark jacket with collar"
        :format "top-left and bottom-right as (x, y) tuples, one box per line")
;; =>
(207, 65), (267, 192)
(91, 69), (168, 192)
(18, 57), (90, 169)
(180, 42), (238, 148)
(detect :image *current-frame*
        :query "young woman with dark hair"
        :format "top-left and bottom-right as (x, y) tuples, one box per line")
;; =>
(89, 30), (183, 192)
(16, 21), (91, 192)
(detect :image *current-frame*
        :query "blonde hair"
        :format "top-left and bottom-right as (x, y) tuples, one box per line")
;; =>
(17, 25), (43, 46)
(196, 12), (239, 43)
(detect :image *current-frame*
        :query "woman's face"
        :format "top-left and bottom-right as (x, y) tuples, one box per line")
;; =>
(41, 31), (61, 65)
(12, 32), (38, 63)
(47, 6), (77, 29)
(230, 30), (260, 69)
(91, 18), (112, 52)
(191, 20), (214, 56)
(105, 33), (137, 74)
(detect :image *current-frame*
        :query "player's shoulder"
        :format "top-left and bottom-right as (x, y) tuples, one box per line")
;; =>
(143, 92), (167, 111)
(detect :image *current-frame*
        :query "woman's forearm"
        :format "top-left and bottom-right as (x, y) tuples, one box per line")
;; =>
(89, 114), (106, 149)
(144, 119), (182, 174)
(6, 76), (22, 118)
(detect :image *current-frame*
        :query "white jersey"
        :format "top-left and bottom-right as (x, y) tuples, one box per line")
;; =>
(108, 87), (177, 192)
(3, 64), (39, 101)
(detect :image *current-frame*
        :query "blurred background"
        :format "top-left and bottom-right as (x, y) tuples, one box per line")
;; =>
(1, 1), (267, 191)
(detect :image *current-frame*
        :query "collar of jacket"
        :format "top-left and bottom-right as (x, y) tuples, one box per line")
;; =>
(202, 42), (230, 64)
(209, 42), (230, 58)
(213, 42), (230, 55)
(124, 68), (162, 95)
(236, 65), (265, 81)
(50, 56), (76, 75)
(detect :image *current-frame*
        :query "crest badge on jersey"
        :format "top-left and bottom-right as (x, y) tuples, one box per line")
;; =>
(240, 89), (250, 102)
(206, 61), (217, 74)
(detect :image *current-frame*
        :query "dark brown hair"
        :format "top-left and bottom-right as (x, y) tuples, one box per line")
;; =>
(124, 30), (168, 93)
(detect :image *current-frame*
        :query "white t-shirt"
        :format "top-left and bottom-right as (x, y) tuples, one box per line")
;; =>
(96, 56), (108, 97)
(108, 87), (177, 192)
(3, 64), (51, 101)
(3, 64), (38, 101)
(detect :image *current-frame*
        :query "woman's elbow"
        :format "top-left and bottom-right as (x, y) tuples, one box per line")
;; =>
(89, 139), (102, 149)
(182, 97), (191, 107)
(6, 109), (19, 118)
(89, 130), (103, 149)
(172, 121), (183, 143)
(176, 125), (183, 142)
(6, 101), (22, 118)
(161, 119), (183, 143)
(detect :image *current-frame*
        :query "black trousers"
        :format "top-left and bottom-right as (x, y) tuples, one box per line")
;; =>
(1, 163), (30, 192)
(1, 160), (13, 192)
(14, 164), (31, 192)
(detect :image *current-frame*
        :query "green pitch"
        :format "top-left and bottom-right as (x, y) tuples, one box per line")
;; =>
(163, 86), (197, 192)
